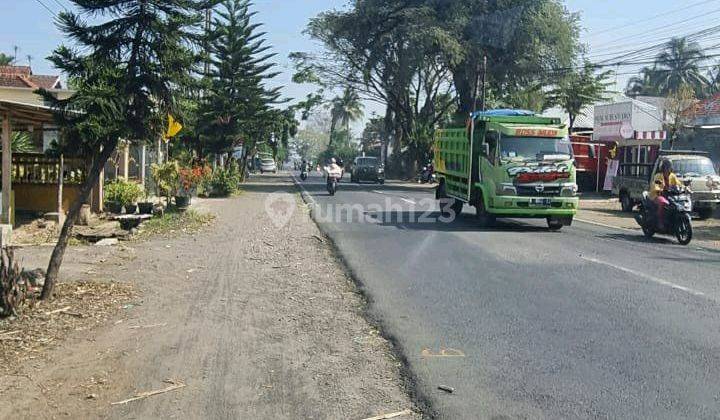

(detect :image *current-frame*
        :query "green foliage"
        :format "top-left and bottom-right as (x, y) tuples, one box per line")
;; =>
(104, 179), (144, 206)
(547, 62), (613, 129)
(0, 132), (36, 153)
(39, 0), (210, 158)
(0, 53), (14, 66)
(319, 129), (358, 166)
(151, 161), (180, 199)
(626, 37), (710, 97)
(209, 162), (241, 197)
(199, 0), (283, 156)
(135, 209), (215, 239)
(330, 87), (364, 145)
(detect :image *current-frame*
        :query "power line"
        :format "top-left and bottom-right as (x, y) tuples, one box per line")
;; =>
(587, 9), (720, 56)
(585, 0), (720, 39)
(33, 0), (57, 17)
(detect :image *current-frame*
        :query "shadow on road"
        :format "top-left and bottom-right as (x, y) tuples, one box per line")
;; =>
(359, 211), (554, 233)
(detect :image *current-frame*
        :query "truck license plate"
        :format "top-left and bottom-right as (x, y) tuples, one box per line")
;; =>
(530, 198), (552, 207)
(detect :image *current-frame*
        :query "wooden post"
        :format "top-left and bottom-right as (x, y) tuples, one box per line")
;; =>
(140, 144), (147, 186)
(57, 154), (65, 225)
(1, 113), (11, 224)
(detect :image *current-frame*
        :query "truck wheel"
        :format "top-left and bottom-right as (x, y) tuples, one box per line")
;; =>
(475, 194), (495, 227)
(620, 191), (634, 213)
(697, 208), (713, 220)
(547, 217), (563, 231)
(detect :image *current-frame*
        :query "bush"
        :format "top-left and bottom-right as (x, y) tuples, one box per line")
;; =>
(151, 161), (179, 200)
(105, 179), (144, 206)
(209, 162), (241, 197)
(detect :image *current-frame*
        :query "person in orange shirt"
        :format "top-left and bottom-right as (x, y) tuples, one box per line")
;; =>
(650, 160), (682, 229)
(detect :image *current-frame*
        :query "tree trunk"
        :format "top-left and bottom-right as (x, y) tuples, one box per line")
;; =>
(41, 139), (119, 300)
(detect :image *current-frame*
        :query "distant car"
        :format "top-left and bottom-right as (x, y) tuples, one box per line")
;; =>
(259, 158), (277, 174)
(350, 156), (384, 184)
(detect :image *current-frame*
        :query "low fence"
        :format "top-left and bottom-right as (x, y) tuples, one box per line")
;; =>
(7, 153), (90, 214)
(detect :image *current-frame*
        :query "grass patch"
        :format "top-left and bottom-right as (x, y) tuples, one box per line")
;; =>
(135, 209), (215, 239)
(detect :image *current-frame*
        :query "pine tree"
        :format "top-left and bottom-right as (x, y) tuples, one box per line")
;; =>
(200, 0), (281, 156)
(38, 0), (212, 300)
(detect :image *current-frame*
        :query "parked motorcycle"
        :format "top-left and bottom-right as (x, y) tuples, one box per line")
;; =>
(635, 184), (694, 245)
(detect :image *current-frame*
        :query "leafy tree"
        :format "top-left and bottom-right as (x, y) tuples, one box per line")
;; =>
(329, 87), (363, 146)
(626, 67), (662, 97)
(665, 84), (698, 149)
(547, 62), (612, 130)
(626, 38), (709, 97)
(200, 0), (281, 158)
(38, 0), (211, 300)
(0, 53), (13, 66)
(654, 38), (708, 96)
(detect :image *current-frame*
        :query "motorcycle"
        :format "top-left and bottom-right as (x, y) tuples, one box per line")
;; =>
(326, 167), (343, 196)
(417, 164), (436, 184)
(635, 184), (694, 245)
(300, 164), (308, 181)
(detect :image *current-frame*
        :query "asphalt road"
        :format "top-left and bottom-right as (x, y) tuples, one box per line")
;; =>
(293, 171), (720, 420)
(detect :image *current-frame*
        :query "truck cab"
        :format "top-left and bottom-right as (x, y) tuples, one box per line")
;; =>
(434, 110), (579, 230)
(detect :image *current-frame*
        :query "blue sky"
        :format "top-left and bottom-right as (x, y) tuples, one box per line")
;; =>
(2, 0), (720, 125)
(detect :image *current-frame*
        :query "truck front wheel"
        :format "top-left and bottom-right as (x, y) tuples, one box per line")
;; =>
(474, 194), (495, 227)
(547, 217), (564, 231)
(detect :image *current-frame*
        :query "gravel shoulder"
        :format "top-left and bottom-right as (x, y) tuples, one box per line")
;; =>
(0, 175), (417, 420)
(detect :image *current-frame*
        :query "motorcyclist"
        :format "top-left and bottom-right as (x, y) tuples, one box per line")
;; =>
(325, 157), (343, 176)
(650, 160), (682, 229)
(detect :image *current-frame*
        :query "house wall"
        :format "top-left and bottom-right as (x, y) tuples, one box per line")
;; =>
(12, 183), (85, 214)
(0, 86), (73, 106)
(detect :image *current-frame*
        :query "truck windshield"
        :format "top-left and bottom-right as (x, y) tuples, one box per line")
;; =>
(671, 158), (717, 177)
(500, 136), (573, 161)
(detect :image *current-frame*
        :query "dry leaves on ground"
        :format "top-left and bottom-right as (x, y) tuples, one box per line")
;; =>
(0, 281), (136, 373)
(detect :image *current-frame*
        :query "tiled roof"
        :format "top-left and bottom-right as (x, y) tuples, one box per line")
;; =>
(0, 65), (62, 89)
(694, 93), (720, 117)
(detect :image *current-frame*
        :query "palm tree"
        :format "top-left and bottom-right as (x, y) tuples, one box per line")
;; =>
(0, 53), (13, 66)
(626, 66), (661, 97)
(654, 37), (708, 95)
(329, 87), (363, 146)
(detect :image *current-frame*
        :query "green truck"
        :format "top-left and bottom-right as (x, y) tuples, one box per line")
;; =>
(433, 109), (579, 230)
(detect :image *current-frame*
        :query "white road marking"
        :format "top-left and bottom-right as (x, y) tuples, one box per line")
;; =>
(580, 256), (706, 297)
(372, 189), (417, 205)
(401, 198), (417, 205)
(574, 217), (636, 232)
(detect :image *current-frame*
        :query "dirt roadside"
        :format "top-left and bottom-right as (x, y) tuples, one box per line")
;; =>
(0, 176), (418, 420)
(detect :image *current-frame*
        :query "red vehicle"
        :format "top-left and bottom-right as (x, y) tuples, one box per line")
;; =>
(571, 133), (614, 192)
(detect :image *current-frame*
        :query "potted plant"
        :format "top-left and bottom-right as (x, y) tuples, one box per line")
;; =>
(175, 165), (207, 210)
(104, 180), (125, 214)
(123, 181), (144, 214)
(151, 161), (179, 207)
(137, 187), (154, 215)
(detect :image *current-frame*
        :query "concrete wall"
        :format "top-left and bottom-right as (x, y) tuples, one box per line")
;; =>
(13, 183), (85, 214)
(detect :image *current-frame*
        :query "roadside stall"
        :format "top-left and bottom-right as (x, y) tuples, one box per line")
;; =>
(593, 100), (666, 191)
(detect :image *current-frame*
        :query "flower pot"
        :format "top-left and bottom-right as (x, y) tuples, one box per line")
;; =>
(105, 201), (123, 214)
(125, 203), (138, 214)
(174, 195), (191, 211)
(138, 202), (154, 215)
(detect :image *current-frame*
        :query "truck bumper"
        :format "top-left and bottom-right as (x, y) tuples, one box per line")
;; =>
(487, 195), (579, 217)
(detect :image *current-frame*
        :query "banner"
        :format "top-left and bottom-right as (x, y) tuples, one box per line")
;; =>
(604, 159), (620, 191)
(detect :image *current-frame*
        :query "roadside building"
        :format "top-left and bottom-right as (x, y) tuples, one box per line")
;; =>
(673, 93), (720, 172)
